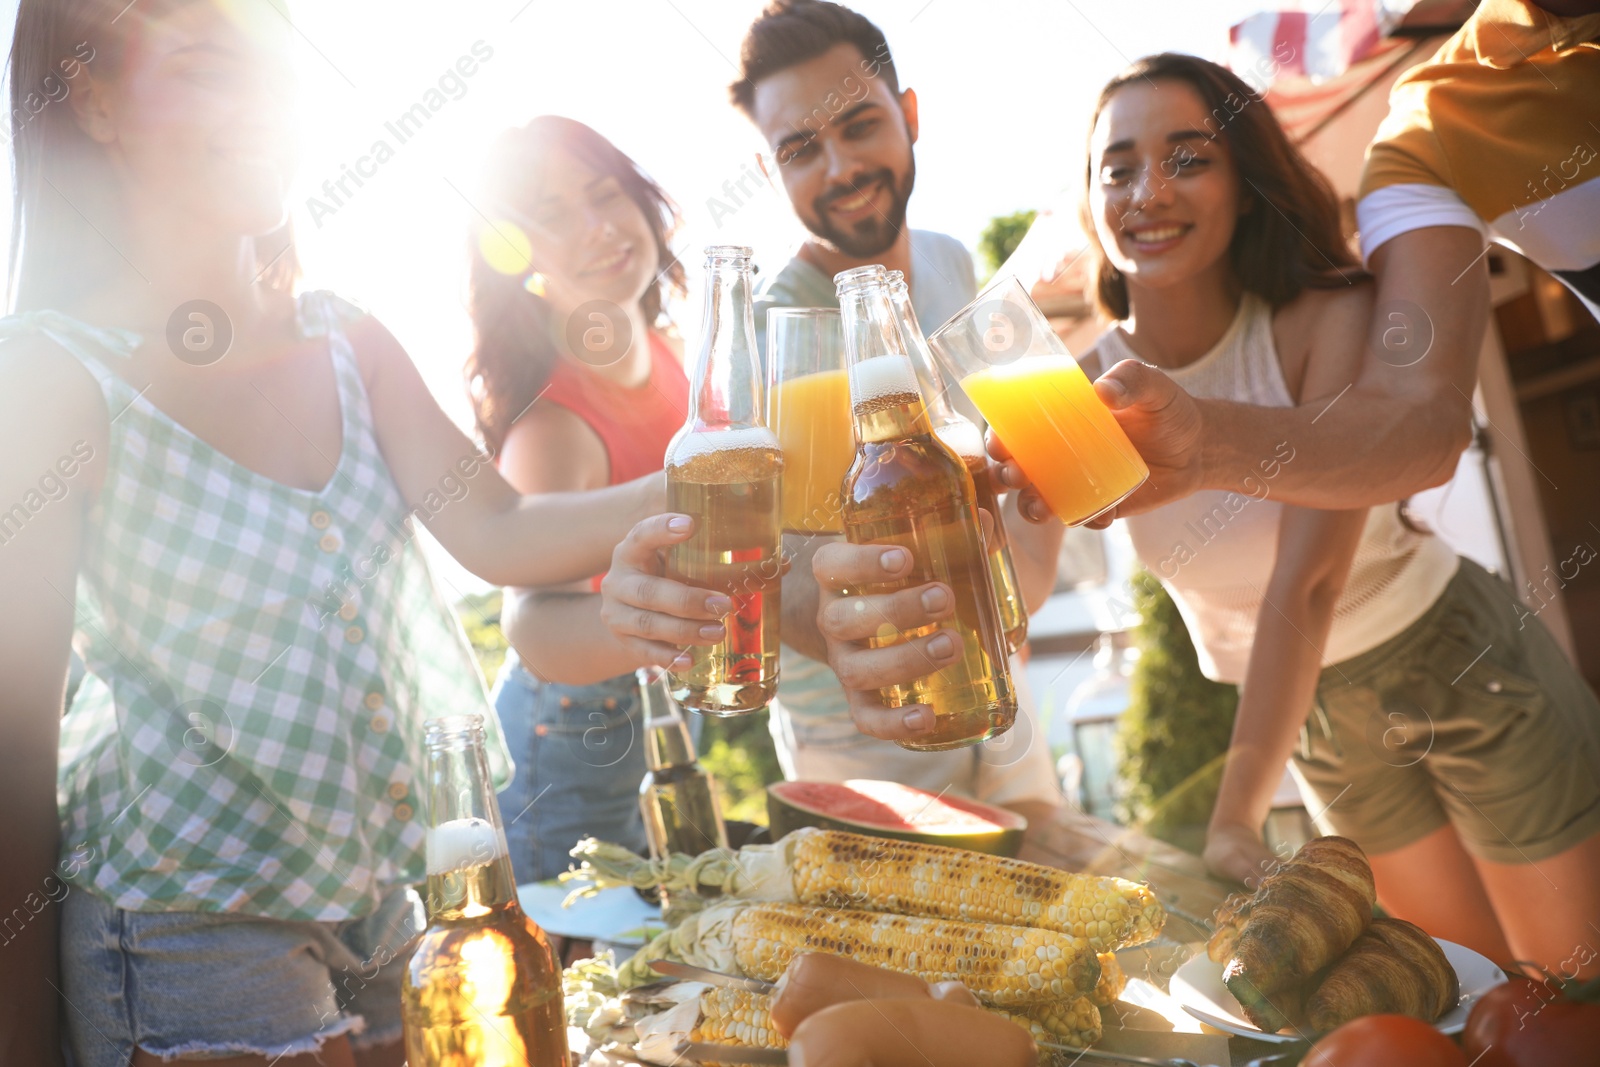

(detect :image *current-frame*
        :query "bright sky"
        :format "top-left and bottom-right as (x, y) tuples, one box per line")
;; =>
(1, 0), (1271, 591)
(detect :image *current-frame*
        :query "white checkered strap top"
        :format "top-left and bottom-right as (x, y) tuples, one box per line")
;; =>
(3, 292), (511, 921)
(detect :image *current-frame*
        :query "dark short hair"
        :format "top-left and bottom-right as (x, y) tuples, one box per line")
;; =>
(730, 0), (898, 117)
(1082, 53), (1362, 320)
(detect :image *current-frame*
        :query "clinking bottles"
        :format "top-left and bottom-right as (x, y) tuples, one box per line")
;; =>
(886, 270), (1028, 654)
(835, 265), (1017, 751)
(664, 246), (784, 715)
(402, 714), (567, 1067)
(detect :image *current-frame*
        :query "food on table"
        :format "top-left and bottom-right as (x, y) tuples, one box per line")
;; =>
(1221, 836), (1377, 1032)
(996, 997), (1104, 1048)
(1306, 918), (1460, 1031)
(568, 826), (1166, 954)
(689, 985), (786, 1050)
(619, 900), (1101, 1007)
(1206, 891), (1255, 963)
(1461, 972), (1600, 1067)
(1093, 951), (1128, 1007)
(769, 951), (973, 1037)
(766, 778), (1028, 856)
(1305, 1014), (1468, 1067)
(791, 1000), (1040, 1067)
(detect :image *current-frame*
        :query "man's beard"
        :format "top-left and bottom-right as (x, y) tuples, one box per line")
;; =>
(804, 157), (916, 260)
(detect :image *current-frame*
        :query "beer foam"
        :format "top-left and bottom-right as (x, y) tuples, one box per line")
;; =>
(425, 816), (503, 875)
(850, 354), (920, 403)
(670, 424), (781, 463)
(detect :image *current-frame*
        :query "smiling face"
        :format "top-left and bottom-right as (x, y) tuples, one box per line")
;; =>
(519, 143), (659, 317)
(751, 43), (917, 259)
(85, 0), (297, 238)
(1088, 78), (1249, 298)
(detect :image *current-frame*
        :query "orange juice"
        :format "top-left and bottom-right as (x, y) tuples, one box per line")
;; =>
(960, 356), (1147, 525)
(771, 368), (854, 534)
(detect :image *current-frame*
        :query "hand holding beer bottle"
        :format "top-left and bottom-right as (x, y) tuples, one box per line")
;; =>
(885, 270), (1028, 653)
(835, 265), (1017, 750)
(661, 246), (784, 715)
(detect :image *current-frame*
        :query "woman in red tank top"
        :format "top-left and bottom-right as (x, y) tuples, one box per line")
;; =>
(463, 117), (691, 894)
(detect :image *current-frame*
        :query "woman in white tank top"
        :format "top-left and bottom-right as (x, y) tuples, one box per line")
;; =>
(1044, 53), (1600, 978)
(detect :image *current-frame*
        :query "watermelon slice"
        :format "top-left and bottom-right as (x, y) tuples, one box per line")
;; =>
(766, 779), (1028, 857)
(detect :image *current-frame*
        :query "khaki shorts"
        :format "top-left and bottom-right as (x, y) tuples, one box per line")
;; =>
(1293, 557), (1600, 864)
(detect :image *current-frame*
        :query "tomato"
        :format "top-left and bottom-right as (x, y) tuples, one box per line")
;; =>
(1462, 975), (1600, 1067)
(1305, 1015), (1466, 1067)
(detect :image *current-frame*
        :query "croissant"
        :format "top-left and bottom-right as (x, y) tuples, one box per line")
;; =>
(1222, 837), (1376, 1032)
(1207, 892), (1254, 963)
(1306, 918), (1459, 1032)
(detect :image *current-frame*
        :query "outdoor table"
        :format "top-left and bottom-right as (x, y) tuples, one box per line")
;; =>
(1021, 806), (1291, 1065)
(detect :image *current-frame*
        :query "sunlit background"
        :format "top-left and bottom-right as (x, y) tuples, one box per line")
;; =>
(0, 0), (1276, 592)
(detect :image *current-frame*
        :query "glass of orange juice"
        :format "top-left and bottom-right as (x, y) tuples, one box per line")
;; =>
(766, 308), (853, 534)
(927, 276), (1147, 526)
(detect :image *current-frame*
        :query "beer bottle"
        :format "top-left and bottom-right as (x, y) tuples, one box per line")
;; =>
(664, 246), (784, 715)
(637, 667), (728, 919)
(836, 265), (1017, 750)
(885, 270), (1028, 653)
(402, 714), (568, 1067)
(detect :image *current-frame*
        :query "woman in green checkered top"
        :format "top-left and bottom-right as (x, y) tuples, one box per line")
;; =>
(0, 2), (672, 1064)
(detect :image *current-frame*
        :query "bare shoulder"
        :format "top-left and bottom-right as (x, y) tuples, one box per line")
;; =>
(1273, 282), (1375, 402)
(0, 334), (110, 442)
(0, 333), (110, 497)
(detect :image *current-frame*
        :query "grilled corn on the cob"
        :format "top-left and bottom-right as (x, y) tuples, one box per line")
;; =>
(689, 986), (786, 1050)
(995, 996), (1103, 1048)
(570, 828), (1165, 953)
(732, 902), (1100, 1008)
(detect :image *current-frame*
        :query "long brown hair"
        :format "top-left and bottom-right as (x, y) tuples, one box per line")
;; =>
(465, 116), (685, 455)
(5, 0), (297, 313)
(1082, 53), (1360, 320)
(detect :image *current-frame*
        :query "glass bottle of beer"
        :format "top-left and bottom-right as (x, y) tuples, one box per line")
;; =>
(664, 245), (784, 715)
(637, 667), (728, 919)
(885, 271), (1029, 654)
(638, 666), (728, 859)
(836, 265), (1017, 750)
(402, 714), (568, 1067)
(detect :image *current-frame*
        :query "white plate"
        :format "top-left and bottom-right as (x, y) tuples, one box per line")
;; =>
(1169, 938), (1506, 1042)
(516, 879), (664, 946)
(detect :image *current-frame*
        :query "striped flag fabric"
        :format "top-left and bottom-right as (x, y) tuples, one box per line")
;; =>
(1229, 0), (1421, 83)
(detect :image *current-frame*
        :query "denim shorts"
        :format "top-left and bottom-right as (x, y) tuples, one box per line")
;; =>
(491, 655), (649, 883)
(60, 882), (422, 1066)
(1294, 557), (1600, 863)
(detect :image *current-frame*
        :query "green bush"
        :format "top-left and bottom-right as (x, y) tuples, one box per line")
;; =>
(978, 209), (1037, 281)
(1114, 570), (1238, 853)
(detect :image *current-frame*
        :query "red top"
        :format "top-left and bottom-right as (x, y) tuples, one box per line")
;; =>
(540, 331), (688, 486)
(532, 331), (688, 590)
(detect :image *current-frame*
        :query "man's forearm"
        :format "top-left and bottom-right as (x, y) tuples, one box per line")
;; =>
(1195, 387), (1471, 509)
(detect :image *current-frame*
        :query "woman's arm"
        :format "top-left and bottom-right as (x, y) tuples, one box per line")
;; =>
(999, 474), (1065, 613)
(493, 396), (699, 685)
(352, 316), (664, 587)
(1204, 503), (1365, 885)
(1205, 282), (1380, 885)
(0, 343), (106, 1067)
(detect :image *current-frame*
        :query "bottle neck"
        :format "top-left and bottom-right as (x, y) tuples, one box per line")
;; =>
(840, 282), (938, 446)
(889, 283), (964, 430)
(689, 257), (762, 430)
(422, 728), (521, 923)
